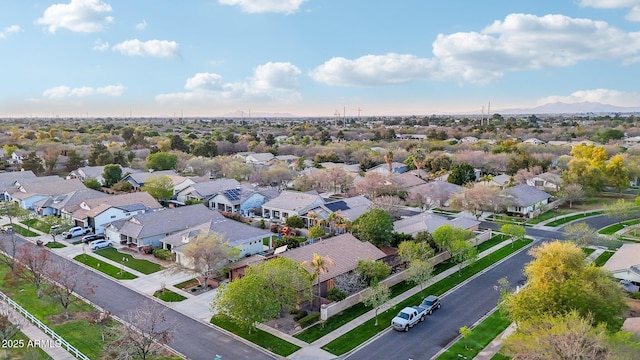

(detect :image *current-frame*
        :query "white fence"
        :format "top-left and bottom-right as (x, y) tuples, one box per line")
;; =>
(320, 230), (494, 320)
(0, 290), (90, 360)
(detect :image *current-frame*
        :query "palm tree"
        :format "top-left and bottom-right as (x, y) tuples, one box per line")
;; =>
(384, 150), (394, 174)
(413, 149), (425, 178)
(303, 253), (335, 311)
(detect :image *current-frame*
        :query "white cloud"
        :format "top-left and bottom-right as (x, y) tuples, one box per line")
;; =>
(112, 39), (180, 58)
(537, 89), (638, 106)
(92, 39), (109, 51)
(156, 61), (302, 105)
(578, 0), (640, 22)
(218, 0), (306, 14)
(43, 84), (125, 99)
(136, 19), (147, 30)
(36, 0), (113, 33)
(0, 25), (22, 39)
(310, 53), (437, 87)
(313, 13), (640, 87)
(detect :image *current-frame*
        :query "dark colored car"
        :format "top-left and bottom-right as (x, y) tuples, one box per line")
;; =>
(82, 234), (105, 244)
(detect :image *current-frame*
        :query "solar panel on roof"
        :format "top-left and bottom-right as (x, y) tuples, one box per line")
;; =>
(223, 188), (241, 201)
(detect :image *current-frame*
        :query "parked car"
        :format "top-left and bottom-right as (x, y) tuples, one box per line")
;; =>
(49, 225), (61, 234)
(420, 295), (441, 315)
(82, 234), (105, 244)
(391, 306), (426, 332)
(63, 226), (92, 239)
(90, 239), (111, 250)
(1, 225), (14, 233)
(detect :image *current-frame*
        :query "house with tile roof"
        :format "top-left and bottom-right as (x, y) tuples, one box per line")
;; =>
(302, 195), (373, 229)
(502, 184), (552, 218)
(71, 192), (162, 233)
(261, 190), (325, 222)
(279, 233), (386, 297)
(103, 204), (219, 249)
(393, 211), (480, 236)
(160, 214), (273, 267)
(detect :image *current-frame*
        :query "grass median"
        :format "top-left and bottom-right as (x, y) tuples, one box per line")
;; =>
(544, 211), (603, 227)
(94, 247), (164, 274)
(599, 219), (640, 235)
(154, 289), (187, 302)
(210, 315), (300, 357)
(294, 234), (509, 344)
(593, 251), (615, 267)
(73, 253), (138, 280)
(321, 238), (533, 356)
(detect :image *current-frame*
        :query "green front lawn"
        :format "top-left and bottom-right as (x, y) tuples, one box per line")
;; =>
(174, 278), (199, 289)
(73, 254), (138, 280)
(476, 234), (509, 253)
(45, 241), (66, 249)
(21, 218), (51, 233)
(599, 219), (640, 235)
(544, 211), (603, 227)
(4, 331), (53, 359)
(593, 251), (615, 267)
(154, 289), (187, 302)
(321, 238), (533, 355)
(436, 310), (511, 360)
(582, 248), (596, 256)
(94, 247), (164, 274)
(210, 315), (300, 357)
(11, 224), (39, 237)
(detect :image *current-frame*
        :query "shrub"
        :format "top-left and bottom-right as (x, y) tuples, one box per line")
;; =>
(270, 224), (281, 233)
(112, 181), (133, 192)
(273, 236), (300, 249)
(308, 225), (325, 239)
(326, 287), (347, 302)
(298, 313), (320, 328)
(84, 178), (101, 190)
(259, 219), (266, 229)
(153, 248), (174, 261)
(293, 310), (308, 321)
(356, 259), (391, 286)
(285, 215), (304, 228)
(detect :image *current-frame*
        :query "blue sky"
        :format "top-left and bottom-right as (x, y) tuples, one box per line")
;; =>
(1, 0), (639, 118)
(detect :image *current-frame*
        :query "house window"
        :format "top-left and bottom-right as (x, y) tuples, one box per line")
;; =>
(110, 215), (116, 219)
(534, 180), (544, 187)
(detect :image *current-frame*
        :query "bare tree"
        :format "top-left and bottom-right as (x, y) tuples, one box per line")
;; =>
(88, 308), (111, 343)
(333, 271), (366, 295)
(0, 232), (19, 275)
(46, 262), (95, 320)
(372, 195), (405, 219)
(559, 183), (587, 209)
(182, 232), (240, 290)
(107, 301), (175, 360)
(0, 308), (23, 360)
(16, 244), (50, 297)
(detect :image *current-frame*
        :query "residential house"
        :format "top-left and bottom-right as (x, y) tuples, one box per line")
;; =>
(366, 162), (408, 175)
(460, 136), (479, 144)
(274, 155), (299, 165)
(479, 174), (512, 189)
(279, 233), (387, 297)
(406, 180), (464, 209)
(33, 188), (107, 217)
(526, 172), (562, 192)
(5, 177), (87, 210)
(160, 214), (273, 267)
(0, 171), (37, 201)
(389, 172), (427, 190)
(245, 152), (275, 165)
(175, 178), (240, 204)
(10, 150), (27, 164)
(121, 170), (193, 194)
(104, 204), (220, 249)
(261, 190), (325, 222)
(522, 138), (546, 146)
(303, 195), (373, 230)
(603, 243), (640, 289)
(394, 211), (480, 236)
(71, 192), (162, 233)
(69, 165), (141, 185)
(208, 184), (272, 217)
(503, 184), (552, 218)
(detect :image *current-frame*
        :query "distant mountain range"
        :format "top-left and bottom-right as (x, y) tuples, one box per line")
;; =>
(497, 101), (640, 115)
(217, 110), (298, 118)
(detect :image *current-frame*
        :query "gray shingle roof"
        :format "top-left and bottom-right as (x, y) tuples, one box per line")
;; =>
(186, 178), (241, 199)
(262, 190), (324, 212)
(394, 212), (479, 235)
(503, 184), (552, 207)
(161, 215), (272, 249)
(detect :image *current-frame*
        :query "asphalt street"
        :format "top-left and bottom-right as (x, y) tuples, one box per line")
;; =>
(0, 234), (275, 360)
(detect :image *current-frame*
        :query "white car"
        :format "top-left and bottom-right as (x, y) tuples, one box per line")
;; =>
(90, 240), (111, 250)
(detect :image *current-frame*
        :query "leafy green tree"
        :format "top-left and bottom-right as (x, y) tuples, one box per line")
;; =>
(141, 175), (173, 202)
(2, 144), (18, 157)
(360, 282), (390, 326)
(447, 162), (476, 185)
(605, 154), (629, 193)
(191, 140), (217, 158)
(562, 158), (606, 195)
(145, 152), (178, 171)
(102, 164), (123, 187)
(273, 236), (300, 249)
(285, 215), (304, 228)
(265, 134), (276, 146)
(213, 257), (312, 331)
(603, 199), (638, 225)
(449, 239), (477, 275)
(356, 259), (391, 286)
(88, 142), (113, 166)
(405, 259), (434, 296)
(503, 241), (627, 332)
(20, 151), (44, 175)
(351, 208), (394, 247)
(308, 225), (325, 239)
(500, 224), (526, 248)
(398, 240), (434, 263)
(432, 224), (474, 257)
(503, 310), (640, 360)
(303, 253), (335, 310)
(65, 149), (83, 171)
(170, 134), (189, 153)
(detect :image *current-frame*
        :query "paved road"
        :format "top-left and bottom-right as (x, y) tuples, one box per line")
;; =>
(0, 234), (275, 360)
(346, 238), (536, 360)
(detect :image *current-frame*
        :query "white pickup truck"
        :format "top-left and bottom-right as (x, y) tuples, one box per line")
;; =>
(391, 306), (426, 332)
